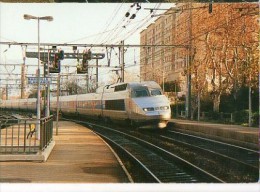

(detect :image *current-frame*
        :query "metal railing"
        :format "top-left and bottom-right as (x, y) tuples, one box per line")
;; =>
(0, 115), (53, 154)
(40, 116), (54, 150)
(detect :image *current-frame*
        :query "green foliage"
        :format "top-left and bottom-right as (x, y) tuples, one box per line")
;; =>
(208, 111), (221, 120)
(252, 112), (259, 126)
(175, 86), (259, 126)
(220, 86), (259, 112)
(171, 102), (185, 118)
(233, 110), (249, 124)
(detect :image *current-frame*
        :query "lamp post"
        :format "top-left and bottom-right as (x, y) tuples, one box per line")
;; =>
(24, 14), (53, 139)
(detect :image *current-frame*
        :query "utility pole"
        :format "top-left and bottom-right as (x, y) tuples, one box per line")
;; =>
(24, 14), (53, 139)
(186, 3), (192, 119)
(85, 51), (89, 92)
(21, 54), (26, 99)
(21, 47), (26, 99)
(45, 48), (50, 117)
(56, 73), (60, 135)
(120, 40), (125, 82)
(86, 73), (89, 92)
(248, 74), (252, 127)
(5, 84), (8, 100)
(96, 58), (98, 89)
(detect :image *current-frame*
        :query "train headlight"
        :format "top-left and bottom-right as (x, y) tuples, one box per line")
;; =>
(143, 107), (154, 112)
(160, 106), (169, 110)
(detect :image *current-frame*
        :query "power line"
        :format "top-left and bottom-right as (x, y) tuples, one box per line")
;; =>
(96, 3), (124, 44)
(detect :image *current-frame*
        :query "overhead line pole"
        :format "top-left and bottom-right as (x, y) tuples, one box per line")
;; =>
(96, 58), (98, 89)
(186, 3), (192, 120)
(121, 40), (125, 82)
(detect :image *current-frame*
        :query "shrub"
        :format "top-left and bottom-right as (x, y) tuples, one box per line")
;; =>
(252, 112), (259, 126)
(233, 110), (249, 124)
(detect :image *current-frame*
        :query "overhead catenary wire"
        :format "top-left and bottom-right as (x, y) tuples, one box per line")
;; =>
(101, 6), (136, 43)
(101, 2), (161, 45)
(99, 3), (133, 44)
(109, 3), (164, 44)
(94, 3), (124, 44)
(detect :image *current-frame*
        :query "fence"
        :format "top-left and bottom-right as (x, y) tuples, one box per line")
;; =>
(0, 115), (53, 155)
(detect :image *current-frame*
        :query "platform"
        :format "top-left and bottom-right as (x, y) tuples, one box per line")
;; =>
(169, 119), (259, 150)
(0, 121), (130, 183)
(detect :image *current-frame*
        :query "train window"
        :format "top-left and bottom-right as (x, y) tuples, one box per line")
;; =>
(150, 89), (162, 96)
(105, 99), (125, 111)
(131, 87), (150, 98)
(115, 84), (127, 92)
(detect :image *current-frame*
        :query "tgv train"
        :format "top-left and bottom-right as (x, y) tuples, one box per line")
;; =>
(0, 81), (171, 129)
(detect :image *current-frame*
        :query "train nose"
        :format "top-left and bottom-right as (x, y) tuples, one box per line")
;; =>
(158, 111), (171, 120)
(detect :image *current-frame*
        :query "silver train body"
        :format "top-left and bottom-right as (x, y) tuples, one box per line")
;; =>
(1, 81), (171, 129)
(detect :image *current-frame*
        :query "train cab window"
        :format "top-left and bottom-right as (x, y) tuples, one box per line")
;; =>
(131, 87), (150, 98)
(150, 89), (162, 96)
(115, 84), (127, 92)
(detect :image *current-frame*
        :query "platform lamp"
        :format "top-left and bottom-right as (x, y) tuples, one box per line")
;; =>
(24, 14), (53, 139)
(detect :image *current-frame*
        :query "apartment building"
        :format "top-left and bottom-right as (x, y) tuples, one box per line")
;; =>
(140, 8), (177, 85)
(140, 6), (190, 92)
(140, 3), (258, 96)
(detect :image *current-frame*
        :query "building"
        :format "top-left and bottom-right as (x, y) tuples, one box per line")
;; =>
(140, 5), (190, 93)
(140, 8), (177, 86)
(140, 3), (259, 99)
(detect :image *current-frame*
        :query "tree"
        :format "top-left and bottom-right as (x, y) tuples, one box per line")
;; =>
(191, 3), (259, 113)
(63, 79), (85, 95)
(28, 86), (45, 98)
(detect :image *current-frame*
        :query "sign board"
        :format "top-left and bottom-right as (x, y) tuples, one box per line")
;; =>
(26, 52), (105, 61)
(28, 77), (51, 85)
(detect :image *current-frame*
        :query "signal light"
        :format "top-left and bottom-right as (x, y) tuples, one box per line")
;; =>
(79, 49), (91, 74)
(49, 53), (60, 73)
(82, 53), (88, 69)
(44, 62), (48, 76)
(55, 53), (59, 63)
(87, 50), (92, 60)
(59, 50), (64, 60)
(73, 46), (77, 51)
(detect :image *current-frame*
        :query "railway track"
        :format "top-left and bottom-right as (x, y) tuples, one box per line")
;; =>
(63, 117), (259, 182)
(129, 128), (259, 182)
(0, 112), (19, 129)
(67, 118), (224, 183)
(161, 130), (259, 169)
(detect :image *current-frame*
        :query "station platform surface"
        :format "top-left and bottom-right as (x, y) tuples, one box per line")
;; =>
(0, 121), (130, 183)
(169, 119), (259, 150)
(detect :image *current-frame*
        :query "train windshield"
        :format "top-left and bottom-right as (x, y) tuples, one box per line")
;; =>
(131, 87), (150, 98)
(150, 89), (162, 96)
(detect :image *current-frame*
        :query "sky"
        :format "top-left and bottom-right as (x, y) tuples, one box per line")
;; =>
(0, 3), (175, 96)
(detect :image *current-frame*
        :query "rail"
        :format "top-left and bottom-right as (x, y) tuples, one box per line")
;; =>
(0, 115), (53, 154)
(71, 119), (224, 183)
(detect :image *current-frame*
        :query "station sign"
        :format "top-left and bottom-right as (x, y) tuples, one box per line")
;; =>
(27, 77), (51, 85)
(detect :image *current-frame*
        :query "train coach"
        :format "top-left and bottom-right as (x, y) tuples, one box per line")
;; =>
(1, 81), (171, 129)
